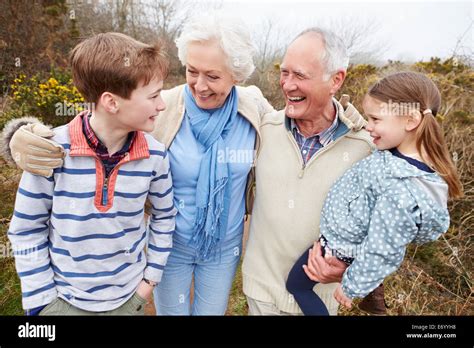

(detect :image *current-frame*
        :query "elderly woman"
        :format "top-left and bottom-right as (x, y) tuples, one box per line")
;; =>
(148, 13), (273, 315)
(2, 12), (273, 315)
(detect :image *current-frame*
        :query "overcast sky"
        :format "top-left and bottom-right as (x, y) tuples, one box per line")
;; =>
(204, 0), (473, 63)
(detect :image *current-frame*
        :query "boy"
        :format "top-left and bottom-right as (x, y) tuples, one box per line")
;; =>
(8, 32), (176, 315)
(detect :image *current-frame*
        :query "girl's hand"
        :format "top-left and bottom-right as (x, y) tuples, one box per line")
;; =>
(334, 284), (352, 309)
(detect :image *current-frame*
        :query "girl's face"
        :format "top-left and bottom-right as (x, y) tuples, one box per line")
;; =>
(185, 41), (236, 110)
(362, 95), (409, 150)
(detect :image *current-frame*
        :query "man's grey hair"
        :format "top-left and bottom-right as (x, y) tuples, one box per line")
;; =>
(294, 27), (349, 80)
(175, 11), (256, 82)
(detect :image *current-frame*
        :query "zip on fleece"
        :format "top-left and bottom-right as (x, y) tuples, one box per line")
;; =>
(67, 113), (151, 212)
(69, 150), (149, 212)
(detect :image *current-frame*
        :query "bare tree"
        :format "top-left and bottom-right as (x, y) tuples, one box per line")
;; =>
(320, 16), (389, 65)
(253, 18), (290, 75)
(451, 20), (473, 67)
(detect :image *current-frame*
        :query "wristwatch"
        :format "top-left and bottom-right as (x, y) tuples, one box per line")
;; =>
(143, 278), (157, 287)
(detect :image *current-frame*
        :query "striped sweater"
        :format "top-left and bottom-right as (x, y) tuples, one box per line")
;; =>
(8, 115), (177, 312)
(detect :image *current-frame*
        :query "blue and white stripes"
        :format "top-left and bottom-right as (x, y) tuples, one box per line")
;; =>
(8, 127), (176, 312)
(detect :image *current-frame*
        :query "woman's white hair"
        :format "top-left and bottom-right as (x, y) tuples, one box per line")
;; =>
(294, 27), (349, 81)
(175, 11), (256, 82)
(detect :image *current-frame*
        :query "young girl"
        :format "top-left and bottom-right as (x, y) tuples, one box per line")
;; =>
(286, 71), (463, 315)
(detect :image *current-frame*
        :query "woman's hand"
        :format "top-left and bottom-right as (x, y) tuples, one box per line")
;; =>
(5, 118), (64, 176)
(303, 241), (348, 283)
(135, 279), (155, 302)
(334, 284), (352, 309)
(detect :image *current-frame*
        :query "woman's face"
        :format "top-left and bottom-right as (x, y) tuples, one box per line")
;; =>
(185, 41), (236, 109)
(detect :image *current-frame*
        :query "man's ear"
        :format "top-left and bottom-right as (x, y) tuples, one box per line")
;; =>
(100, 92), (119, 114)
(330, 70), (346, 95)
(406, 109), (422, 131)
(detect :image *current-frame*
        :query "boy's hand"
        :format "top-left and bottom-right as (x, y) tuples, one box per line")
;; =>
(303, 241), (347, 283)
(334, 284), (352, 309)
(25, 304), (48, 316)
(136, 279), (155, 302)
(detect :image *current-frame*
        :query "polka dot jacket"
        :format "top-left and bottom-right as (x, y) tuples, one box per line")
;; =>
(320, 149), (450, 299)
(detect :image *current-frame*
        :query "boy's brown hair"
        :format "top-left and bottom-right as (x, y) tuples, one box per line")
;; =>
(70, 32), (169, 104)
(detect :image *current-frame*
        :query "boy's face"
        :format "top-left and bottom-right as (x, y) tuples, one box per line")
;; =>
(114, 77), (165, 133)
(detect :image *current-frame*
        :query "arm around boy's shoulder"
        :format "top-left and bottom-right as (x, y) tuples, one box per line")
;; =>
(1, 116), (65, 176)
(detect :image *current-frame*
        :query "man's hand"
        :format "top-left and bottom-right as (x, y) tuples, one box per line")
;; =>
(302, 241), (347, 283)
(135, 279), (155, 302)
(334, 284), (352, 309)
(338, 94), (367, 131)
(10, 123), (64, 177)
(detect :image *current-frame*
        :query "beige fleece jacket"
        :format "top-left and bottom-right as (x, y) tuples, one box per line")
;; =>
(242, 100), (374, 315)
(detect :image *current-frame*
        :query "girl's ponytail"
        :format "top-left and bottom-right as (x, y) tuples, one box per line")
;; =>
(415, 110), (463, 199)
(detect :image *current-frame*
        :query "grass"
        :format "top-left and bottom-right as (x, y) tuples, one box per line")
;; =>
(225, 263), (248, 316)
(0, 160), (23, 315)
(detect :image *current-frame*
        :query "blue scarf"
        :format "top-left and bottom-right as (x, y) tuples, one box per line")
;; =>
(184, 85), (237, 259)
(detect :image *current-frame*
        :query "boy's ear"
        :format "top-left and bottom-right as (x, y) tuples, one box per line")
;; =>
(100, 92), (119, 114)
(406, 109), (422, 131)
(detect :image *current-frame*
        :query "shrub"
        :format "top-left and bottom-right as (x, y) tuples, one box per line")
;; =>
(8, 69), (85, 127)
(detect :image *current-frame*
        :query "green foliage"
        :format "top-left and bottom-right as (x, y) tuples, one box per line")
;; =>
(415, 57), (471, 75)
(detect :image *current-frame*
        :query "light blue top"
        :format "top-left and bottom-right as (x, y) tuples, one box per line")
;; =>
(169, 112), (256, 244)
(321, 149), (450, 299)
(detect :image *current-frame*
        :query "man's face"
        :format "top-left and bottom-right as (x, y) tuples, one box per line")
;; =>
(280, 34), (337, 121)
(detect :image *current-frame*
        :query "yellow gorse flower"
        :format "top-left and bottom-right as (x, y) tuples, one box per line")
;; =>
(10, 73), (85, 119)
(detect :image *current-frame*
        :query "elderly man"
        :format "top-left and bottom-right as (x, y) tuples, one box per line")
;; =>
(242, 28), (374, 315)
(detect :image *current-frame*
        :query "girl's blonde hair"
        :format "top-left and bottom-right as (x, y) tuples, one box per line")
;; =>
(368, 71), (463, 199)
